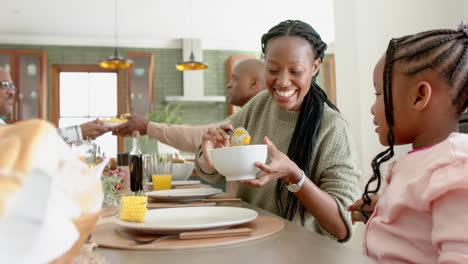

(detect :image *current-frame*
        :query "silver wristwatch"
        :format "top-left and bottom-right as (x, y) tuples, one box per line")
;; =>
(287, 170), (306, 193)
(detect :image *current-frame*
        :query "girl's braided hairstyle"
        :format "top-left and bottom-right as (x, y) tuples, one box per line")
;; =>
(361, 28), (468, 217)
(261, 20), (338, 223)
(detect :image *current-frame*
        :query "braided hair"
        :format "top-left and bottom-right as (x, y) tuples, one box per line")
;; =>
(261, 20), (338, 223)
(361, 28), (468, 217)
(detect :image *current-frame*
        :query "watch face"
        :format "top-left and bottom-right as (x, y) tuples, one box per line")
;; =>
(287, 184), (300, 193)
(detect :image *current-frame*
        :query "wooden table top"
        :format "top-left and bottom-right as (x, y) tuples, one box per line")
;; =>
(96, 202), (375, 264)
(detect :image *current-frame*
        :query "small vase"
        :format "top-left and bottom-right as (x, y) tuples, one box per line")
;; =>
(101, 203), (120, 218)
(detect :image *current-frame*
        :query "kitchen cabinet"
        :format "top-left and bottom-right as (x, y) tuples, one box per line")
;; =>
(126, 53), (154, 116)
(225, 55), (255, 116)
(0, 49), (47, 123)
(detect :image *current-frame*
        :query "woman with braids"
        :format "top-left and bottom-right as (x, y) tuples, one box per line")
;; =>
(348, 23), (468, 263)
(195, 19), (361, 241)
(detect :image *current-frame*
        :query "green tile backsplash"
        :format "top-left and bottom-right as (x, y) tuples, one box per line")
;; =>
(0, 44), (257, 153)
(0, 44), (258, 125)
(0, 44), (330, 154)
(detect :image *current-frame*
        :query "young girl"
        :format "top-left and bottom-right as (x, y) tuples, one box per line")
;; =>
(349, 23), (468, 263)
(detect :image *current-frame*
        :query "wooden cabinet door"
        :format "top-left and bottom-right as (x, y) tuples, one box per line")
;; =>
(321, 55), (336, 105)
(225, 55), (255, 116)
(17, 51), (47, 120)
(0, 51), (15, 122)
(0, 49), (47, 123)
(126, 53), (154, 116)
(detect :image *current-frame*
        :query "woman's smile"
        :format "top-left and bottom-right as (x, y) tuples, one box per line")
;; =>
(273, 88), (298, 101)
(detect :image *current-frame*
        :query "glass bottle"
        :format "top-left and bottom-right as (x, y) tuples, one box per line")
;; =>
(129, 131), (143, 193)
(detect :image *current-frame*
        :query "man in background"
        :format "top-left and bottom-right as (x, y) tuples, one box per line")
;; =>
(0, 67), (109, 143)
(112, 58), (266, 153)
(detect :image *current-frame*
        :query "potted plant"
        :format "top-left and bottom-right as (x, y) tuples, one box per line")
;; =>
(146, 102), (184, 154)
(146, 102), (184, 125)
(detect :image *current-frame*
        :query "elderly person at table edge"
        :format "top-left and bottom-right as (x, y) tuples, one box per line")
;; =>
(112, 58), (266, 153)
(196, 20), (361, 242)
(0, 67), (109, 143)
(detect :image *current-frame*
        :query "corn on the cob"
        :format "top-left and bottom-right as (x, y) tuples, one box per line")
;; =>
(120, 196), (147, 222)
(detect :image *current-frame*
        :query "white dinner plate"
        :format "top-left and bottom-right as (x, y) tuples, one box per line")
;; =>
(146, 187), (222, 201)
(114, 207), (258, 234)
(171, 180), (201, 186)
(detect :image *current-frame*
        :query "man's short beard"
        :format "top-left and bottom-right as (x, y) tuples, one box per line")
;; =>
(0, 103), (12, 116)
(226, 94), (233, 105)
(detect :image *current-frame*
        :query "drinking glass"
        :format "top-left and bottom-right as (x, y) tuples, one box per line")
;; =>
(142, 154), (156, 192)
(72, 141), (97, 167)
(151, 153), (173, 191)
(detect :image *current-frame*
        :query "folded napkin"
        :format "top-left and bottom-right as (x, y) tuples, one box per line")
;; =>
(0, 120), (108, 263)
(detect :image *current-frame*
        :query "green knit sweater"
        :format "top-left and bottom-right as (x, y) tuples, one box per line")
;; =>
(196, 90), (361, 242)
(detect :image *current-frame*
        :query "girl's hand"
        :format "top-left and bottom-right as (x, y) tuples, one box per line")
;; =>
(240, 136), (302, 187)
(199, 124), (234, 173)
(347, 195), (380, 224)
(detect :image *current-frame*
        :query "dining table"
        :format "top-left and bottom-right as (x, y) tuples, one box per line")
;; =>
(95, 196), (375, 264)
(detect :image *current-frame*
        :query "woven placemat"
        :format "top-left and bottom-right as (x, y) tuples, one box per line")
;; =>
(93, 215), (284, 250)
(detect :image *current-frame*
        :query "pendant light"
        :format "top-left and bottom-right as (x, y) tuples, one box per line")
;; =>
(175, 48), (208, 71)
(98, 0), (133, 69)
(175, 0), (208, 71)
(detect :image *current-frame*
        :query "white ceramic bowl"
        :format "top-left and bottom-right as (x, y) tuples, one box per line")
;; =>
(210, 145), (268, 181)
(171, 162), (195, 181)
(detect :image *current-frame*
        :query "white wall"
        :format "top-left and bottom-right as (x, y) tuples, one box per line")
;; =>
(333, 0), (467, 251)
(334, 0), (467, 178)
(0, 0), (335, 51)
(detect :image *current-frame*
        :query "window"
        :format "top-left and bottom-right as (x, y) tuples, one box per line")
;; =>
(53, 65), (123, 157)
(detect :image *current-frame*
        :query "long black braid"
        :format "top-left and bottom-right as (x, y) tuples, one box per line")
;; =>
(361, 28), (468, 217)
(261, 20), (338, 223)
(360, 40), (397, 217)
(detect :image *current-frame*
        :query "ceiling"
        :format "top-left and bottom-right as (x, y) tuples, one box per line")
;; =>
(0, 0), (335, 51)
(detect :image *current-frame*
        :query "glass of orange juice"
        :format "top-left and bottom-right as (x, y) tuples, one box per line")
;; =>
(151, 153), (173, 191)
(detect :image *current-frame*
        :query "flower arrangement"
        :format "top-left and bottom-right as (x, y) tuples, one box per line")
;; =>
(96, 155), (123, 206)
(101, 167), (124, 206)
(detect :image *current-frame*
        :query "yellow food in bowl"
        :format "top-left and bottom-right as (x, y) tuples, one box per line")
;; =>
(230, 127), (251, 146)
(211, 144), (268, 181)
(103, 118), (124, 123)
(103, 115), (129, 124)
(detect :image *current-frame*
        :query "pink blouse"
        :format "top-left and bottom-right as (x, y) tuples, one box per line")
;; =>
(364, 133), (468, 263)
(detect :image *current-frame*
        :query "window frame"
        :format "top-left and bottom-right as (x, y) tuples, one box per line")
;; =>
(51, 64), (125, 152)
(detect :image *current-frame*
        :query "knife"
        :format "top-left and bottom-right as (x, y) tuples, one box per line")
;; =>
(179, 227), (252, 239)
(116, 227), (253, 244)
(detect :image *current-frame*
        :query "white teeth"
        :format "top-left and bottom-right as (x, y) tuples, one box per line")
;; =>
(275, 89), (295, 97)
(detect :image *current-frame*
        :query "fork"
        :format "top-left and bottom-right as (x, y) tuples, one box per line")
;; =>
(115, 229), (178, 244)
(115, 227), (252, 245)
